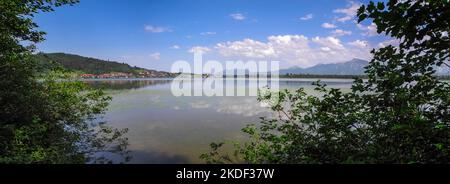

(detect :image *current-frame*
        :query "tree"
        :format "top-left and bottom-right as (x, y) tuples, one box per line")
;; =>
(0, 0), (129, 163)
(201, 0), (450, 164)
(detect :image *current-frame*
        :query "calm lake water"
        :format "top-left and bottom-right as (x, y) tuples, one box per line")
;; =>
(85, 78), (353, 163)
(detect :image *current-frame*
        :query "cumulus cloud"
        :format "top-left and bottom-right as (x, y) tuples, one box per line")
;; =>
(331, 29), (352, 36)
(144, 25), (172, 33)
(320, 47), (331, 52)
(215, 34), (371, 68)
(300, 13), (313, 20)
(333, 1), (361, 22)
(357, 23), (378, 36)
(149, 52), (161, 60)
(215, 38), (276, 58)
(229, 13), (246, 20)
(348, 40), (369, 48)
(170, 45), (180, 49)
(334, 1), (361, 16)
(312, 36), (345, 50)
(322, 22), (337, 29)
(189, 46), (211, 54)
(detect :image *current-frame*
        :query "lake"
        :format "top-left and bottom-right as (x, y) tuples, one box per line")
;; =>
(85, 78), (353, 163)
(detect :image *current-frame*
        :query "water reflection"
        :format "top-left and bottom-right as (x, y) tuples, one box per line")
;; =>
(84, 78), (353, 91)
(84, 78), (173, 90)
(84, 78), (352, 163)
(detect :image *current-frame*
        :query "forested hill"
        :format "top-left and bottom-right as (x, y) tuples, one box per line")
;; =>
(34, 53), (146, 74)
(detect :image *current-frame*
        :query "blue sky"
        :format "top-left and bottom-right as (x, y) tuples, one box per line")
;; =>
(34, 0), (391, 71)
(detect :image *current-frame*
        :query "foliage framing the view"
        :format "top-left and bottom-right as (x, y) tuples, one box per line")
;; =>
(0, 0), (129, 163)
(201, 0), (450, 164)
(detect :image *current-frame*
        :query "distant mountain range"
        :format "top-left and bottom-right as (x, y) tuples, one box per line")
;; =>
(279, 59), (369, 75)
(35, 53), (449, 78)
(279, 58), (450, 76)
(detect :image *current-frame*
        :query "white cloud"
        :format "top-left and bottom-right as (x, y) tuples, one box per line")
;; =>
(348, 40), (369, 48)
(200, 32), (217, 36)
(215, 35), (371, 68)
(336, 16), (352, 22)
(189, 46), (211, 54)
(333, 1), (361, 22)
(331, 29), (352, 36)
(334, 2), (360, 15)
(149, 52), (161, 60)
(322, 22), (337, 29)
(144, 25), (172, 33)
(170, 45), (180, 49)
(300, 13), (313, 20)
(357, 23), (378, 36)
(229, 13), (246, 20)
(215, 38), (276, 58)
(312, 36), (345, 50)
(377, 39), (400, 48)
(320, 47), (332, 52)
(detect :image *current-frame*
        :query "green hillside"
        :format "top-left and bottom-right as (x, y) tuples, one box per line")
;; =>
(34, 53), (146, 74)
